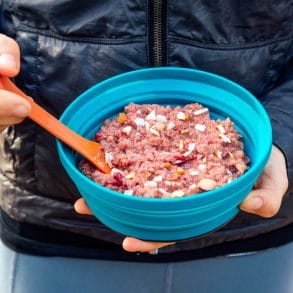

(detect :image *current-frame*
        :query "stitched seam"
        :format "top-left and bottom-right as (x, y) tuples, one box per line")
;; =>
(170, 35), (293, 50)
(164, 263), (174, 293)
(10, 251), (18, 293)
(17, 24), (146, 45)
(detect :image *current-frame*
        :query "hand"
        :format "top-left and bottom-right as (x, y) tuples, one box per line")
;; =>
(74, 198), (175, 253)
(240, 145), (289, 217)
(0, 34), (31, 132)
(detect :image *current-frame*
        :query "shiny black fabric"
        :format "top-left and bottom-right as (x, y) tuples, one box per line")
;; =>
(0, 0), (292, 253)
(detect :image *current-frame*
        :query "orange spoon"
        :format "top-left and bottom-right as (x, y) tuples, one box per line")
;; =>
(0, 76), (111, 174)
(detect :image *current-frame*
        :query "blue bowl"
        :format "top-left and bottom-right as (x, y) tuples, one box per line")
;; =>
(57, 67), (272, 241)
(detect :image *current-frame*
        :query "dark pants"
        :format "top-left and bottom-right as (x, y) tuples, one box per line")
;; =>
(1, 238), (292, 293)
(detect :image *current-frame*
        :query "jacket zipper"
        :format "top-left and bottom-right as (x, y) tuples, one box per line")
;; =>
(149, 0), (167, 66)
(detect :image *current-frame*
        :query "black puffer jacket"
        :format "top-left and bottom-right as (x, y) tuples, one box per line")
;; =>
(0, 0), (292, 260)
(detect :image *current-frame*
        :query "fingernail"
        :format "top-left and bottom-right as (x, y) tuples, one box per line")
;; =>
(0, 54), (18, 69)
(13, 105), (30, 117)
(246, 197), (264, 210)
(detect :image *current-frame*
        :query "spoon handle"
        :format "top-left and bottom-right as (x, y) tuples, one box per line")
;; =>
(0, 77), (85, 147)
(0, 76), (111, 173)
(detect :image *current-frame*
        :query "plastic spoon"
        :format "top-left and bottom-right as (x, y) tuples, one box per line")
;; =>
(0, 76), (111, 174)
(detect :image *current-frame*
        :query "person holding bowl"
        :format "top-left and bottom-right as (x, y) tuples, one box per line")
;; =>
(0, 1), (292, 292)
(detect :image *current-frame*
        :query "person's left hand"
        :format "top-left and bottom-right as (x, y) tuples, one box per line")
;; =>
(74, 145), (288, 253)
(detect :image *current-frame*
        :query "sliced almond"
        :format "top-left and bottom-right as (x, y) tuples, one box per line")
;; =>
(198, 179), (217, 191)
(177, 112), (186, 120)
(133, 117), (145, 126)
(170, 190), (185, 197)
(235, 162), (247, 173)
(156, 114), (167, 123)
(195, 124), (206, 132)
(219, 133), (231, 143)
(167, 121), (175, 130)
(124, 190), (134, 195)
(146, 109), (156, 120)
(193, 108), (208, 115)
(122, 125), (132, 135)
(216, 124), (226, 134)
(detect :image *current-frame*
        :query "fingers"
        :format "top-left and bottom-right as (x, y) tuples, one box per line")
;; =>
(0, 34), (21, 77)
(240, 146), (288, 218)
(0, 34), (27, 132)
(0, 89), (31, 131)
(74, 197), (93, 215)
(74, 198), (175, 253)
(122, 237), (175, 253)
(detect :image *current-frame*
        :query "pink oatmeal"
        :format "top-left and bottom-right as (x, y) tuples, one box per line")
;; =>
(79, 103), (250, 198)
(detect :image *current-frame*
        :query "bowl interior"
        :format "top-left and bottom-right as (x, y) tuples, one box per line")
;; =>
(57, 67), (271, 200)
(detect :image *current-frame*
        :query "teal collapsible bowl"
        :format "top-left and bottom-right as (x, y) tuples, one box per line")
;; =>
(57, 67), (272, 241)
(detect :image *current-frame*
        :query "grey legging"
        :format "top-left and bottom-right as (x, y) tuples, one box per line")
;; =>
(1, 239), (292, 293)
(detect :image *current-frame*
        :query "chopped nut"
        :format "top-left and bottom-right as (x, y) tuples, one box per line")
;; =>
(124, 190), (134, 195)
(158, 188), (169, 195)
(133, 117), (145, 126)
(189, 183), (197, 190)
(167, 121), (175, 130)
(215, 149), (222, 159)
(122, 125), (132, 135)
(188, 143), (196, 151)
(156, 114), (167, 123)
(164, 162), (172, 168)
(179, 139), (184, 150)
(198, 179), (217, 191)
(153, 175), (163, 182)
(104, 152), (114, 167)
(216, 124), (226, 134)
(144, 171), (152, 179)
(228, 152), (234, 159)
(235, 162), (247, 173)
(125, 171), (135, 179)
(176, 168), (185, 175)
(226, 168), (233, 176)
(193, 108), (208, 115)
(166, 173), (179, 181)
(146, 109), (156, 120)
(117, 112), (127, 124)
(144, 181), (158, 188)
(195, 124), (206, 132)
(177, 112), (186, 120)
(149, 126), (160, 136)
(171, 190), (185, 197)
(111, 168), (124, 177)
(190, 170), (199, 176)
(155, 122), (166, 131)
(180, 129), (189, 134)
(198, 164), (206, 170)
(219, 133), (231, 143)
(183, 150), (193, 157)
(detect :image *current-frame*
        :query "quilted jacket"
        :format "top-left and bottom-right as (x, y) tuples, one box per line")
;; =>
(0, 0), (292, 257)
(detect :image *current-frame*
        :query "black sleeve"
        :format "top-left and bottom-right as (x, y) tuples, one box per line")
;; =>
(260, 61), (293, 192)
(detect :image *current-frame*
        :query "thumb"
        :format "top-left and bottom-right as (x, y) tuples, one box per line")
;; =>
(240, 147), (288, 218)
(239, 188), (277, 218)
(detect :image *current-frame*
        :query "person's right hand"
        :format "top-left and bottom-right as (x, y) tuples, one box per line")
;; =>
(0, 34), (31, 132)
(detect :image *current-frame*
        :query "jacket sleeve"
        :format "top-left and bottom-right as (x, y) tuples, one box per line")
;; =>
(260, 61), (293, 192)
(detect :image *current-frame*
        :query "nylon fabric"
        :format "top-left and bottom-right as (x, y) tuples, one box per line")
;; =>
(0, 0), (292, 254)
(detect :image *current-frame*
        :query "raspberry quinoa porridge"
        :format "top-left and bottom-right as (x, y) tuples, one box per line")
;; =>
(79, 103), (250, 198)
